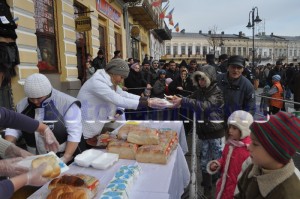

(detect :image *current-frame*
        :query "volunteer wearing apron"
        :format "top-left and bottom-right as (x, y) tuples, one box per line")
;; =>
(5, 74), (84, 164)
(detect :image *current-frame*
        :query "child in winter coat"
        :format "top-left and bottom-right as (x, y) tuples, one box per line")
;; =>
(207, 110), (253, 199)
(235, 112), (300, 199)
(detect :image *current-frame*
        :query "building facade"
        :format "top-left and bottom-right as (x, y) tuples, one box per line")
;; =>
(162, 31), (300, 65)
(6, 0), (171, 105)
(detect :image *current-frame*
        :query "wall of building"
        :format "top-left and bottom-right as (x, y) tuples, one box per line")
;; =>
(9, 0), (127, 104)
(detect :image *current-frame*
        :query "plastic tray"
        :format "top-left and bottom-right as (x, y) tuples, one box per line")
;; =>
(91, 153), (119, 170)
(74, 149), (104, 167)
(17, 151), (69, 173)
(74, 149), (119, 170)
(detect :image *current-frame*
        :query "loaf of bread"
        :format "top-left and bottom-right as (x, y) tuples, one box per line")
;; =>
(127, 127), (159, 145)
(48, 175), (85, 189)
(117, 124), (136, 140)
(136, 132), (178, 164)
(136, 145), (169, 164)
(48, 174), (99, 198)
(31, 155), (60, 178)
(107, 139), (138, 159)
(46, 185), (88, 199)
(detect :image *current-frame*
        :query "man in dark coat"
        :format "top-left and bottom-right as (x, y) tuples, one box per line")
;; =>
(217, 55), (256, 121)
(92, 49), (106, 71)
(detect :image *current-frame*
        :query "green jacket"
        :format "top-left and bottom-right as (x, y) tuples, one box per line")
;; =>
(235, 161), (300, 199)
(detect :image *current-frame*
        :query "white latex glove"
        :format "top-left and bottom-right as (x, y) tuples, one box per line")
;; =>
(42, 127), (59, 153)
(148, 98), (172, 109)
(0, 157), (29, 177)
(60, 155), (72, 164)
(26, 162), (49, 186)
(4, 144), (33, 158)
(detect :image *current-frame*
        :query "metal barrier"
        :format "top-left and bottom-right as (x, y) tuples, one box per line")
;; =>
(189, 112), (198, 199)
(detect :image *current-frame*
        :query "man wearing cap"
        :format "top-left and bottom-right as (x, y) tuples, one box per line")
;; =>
(77, 58), (165, 140)
(141, 60), (157, 88)
(5, 74), (84, 164)
(265, 74), (284, 114)
(217, 55), (256, 121)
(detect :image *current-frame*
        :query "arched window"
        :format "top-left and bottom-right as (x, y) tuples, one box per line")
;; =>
(34, 0), (58, 73)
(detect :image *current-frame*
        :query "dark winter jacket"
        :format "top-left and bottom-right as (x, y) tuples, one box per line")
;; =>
(217, 73), (256, 120)
(92, 56), (106, 70)
(152, 78), (166, 98)
(168, 75), (195, 97)
(124, 68), (147, 96)
(181, 67), (225, 139)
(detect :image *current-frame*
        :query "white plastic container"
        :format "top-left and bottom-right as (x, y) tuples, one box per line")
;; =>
(91, 153), (119, 170)
(74, 149), (103, 167)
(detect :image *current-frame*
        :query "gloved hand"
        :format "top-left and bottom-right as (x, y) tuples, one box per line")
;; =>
(0, 157), (29, 177)
(4, 144), (33, 158)
(60, 155), (72, 164)
(26, 162), (49, 186)
(42, 127), (59, 153)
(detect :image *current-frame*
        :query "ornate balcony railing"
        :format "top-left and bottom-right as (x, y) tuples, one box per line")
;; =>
(127, 0), (159, 30)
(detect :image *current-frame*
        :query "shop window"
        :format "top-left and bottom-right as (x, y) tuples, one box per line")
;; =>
(34, 0), (58, 73)
(166, 46), (171, 55)
(227, 47), (231, 56)
(203, 46), (207, 56)
(181, 46), (186, 55)
(188, 46), (192, 56)
(196, 46), (200, 55)
(243, 47), (246, 56)
(131, 37), (139, 60)
(98, 25), (108, 60)
(115, 32), (122, 56)
(173, 46), (178, 56)
(238, 47), (241, 55)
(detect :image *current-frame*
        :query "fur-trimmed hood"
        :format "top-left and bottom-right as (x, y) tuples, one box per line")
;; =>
(191, 65), (217, 88)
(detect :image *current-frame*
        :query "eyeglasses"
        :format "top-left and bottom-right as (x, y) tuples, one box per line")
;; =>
(153, 62), (158, 64)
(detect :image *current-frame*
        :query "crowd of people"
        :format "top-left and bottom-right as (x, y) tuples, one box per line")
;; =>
(1, 1), (300, 198)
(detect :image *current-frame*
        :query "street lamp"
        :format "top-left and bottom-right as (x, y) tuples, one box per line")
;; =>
(246, 7), (262, 67)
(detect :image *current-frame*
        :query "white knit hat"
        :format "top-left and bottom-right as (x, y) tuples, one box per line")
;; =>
(24, 73), (52, 98)
(227, 110), (254, 139)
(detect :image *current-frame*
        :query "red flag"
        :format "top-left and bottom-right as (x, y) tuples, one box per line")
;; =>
(152, 0), (162, 7)
(169, 18), (174, 26)
(165, 8), (174, 19)
(159, 4), (169, 19)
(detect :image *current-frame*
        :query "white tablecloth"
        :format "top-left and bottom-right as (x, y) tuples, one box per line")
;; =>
(28, 146), (190, 199)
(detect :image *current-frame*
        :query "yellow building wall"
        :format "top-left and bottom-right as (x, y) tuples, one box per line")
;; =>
(8, 0), (126, 104)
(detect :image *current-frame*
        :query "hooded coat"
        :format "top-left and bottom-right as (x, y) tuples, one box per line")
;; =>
(181, 65), (225, 139)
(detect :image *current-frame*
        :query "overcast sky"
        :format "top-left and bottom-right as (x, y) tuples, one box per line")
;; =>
(164, 0), (300, 37)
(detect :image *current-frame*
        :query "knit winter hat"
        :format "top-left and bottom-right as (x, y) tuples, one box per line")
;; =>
(250, 111), (300, 164)
(105, 58), (129, 78)
(158, 69), (166, 75)
(227, 110), (254, 139)
(272, 74), (281, 82)
(24, 73), (52, 98)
